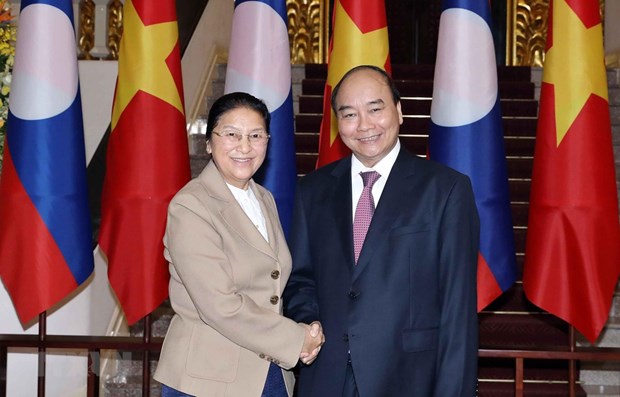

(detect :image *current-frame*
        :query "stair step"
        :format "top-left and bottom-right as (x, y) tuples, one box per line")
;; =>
(479, 313), (570, 349)
(299, 95), (538, 117)
(478, 381), (586, 397)
(295, 113), (538, 136)
(301, 78), (535, 98)
(303, 63), (533, 83)
(480, 361), (583, 381)
(293, 131), (536, 159)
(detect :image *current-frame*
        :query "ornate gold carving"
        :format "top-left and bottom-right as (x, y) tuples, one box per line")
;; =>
(77, 0), (97, 60)
(510, 0), (548, 66)
(106, 0), (123, 60)
(508, 0), (606, 66)
(286, 0), (328, 64)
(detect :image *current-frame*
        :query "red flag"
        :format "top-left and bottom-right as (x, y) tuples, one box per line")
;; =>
(99, 0), (191, 325)
(523, 0), (620, 342)
(315, 0), (391, 168)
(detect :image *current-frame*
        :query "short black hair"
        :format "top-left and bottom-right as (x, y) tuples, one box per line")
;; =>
(205, 92), (270, 142)
(330, 65), (400, 114)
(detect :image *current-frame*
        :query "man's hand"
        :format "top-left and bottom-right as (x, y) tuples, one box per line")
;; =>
(299, 321), (325, 365)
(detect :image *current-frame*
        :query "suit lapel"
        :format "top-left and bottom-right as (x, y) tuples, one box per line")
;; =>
(353, 150), (417, 280)
(328, 158), (356, 272)
(199, 161), (278, 260)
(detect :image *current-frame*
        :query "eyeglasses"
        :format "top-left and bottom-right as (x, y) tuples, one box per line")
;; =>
(212, 130), (271, 145)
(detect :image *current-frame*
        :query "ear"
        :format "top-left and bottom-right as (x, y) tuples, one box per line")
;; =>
(206, 140), (212, 154)
(396, 101), (404, 125)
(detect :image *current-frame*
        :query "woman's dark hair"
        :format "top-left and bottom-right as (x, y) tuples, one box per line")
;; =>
(330, 65), (400, 113)
(205, 92), (270, 141)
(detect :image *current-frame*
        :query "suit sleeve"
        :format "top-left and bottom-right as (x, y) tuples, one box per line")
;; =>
(165, 194), (306, 369)
(434, 175), (480, 397)
(283, 182), (321, 324)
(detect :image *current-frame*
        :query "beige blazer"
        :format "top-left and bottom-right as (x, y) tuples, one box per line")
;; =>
(154, 160), (306, 397)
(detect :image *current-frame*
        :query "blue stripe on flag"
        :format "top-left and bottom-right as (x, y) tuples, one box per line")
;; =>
(429, 101), (517, 291)
(441, 0), (491, 22)
(226, 0), (297, 236)
(21, 0), (74, 20)
(8, 97), (93, 284)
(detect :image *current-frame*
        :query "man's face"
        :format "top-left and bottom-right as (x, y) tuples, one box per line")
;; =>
(334, 68), (403, 168)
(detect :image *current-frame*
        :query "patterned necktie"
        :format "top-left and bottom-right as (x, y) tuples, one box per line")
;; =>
(353, 171), (381, 264)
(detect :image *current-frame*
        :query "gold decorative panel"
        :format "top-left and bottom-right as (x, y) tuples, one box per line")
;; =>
(77, 0), (96, 60)
(508, 0), (548, 66)
(106, 0), (123, 60)
(286, 0), (328, 64)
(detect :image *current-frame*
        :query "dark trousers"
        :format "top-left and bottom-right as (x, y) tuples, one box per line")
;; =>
(262, 362), (288, 397)
(342, 358), (360, 397)
(160, 362), (286, 397)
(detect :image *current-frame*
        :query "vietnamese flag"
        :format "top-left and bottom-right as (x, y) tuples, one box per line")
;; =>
(315, 0), (391, 168)
(99, 0), (191, 325)
(523, 0), (620, 343)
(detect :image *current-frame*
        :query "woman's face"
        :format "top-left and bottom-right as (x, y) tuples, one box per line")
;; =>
(206, 107), (268, 190)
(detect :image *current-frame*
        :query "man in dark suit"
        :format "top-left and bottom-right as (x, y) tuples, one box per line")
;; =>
(284, 65), (480, 396)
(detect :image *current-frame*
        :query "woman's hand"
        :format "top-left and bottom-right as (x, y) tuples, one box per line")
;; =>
(299, 321), (325, 365)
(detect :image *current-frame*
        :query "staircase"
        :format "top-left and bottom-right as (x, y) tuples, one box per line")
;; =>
(294, 63), (586, 396)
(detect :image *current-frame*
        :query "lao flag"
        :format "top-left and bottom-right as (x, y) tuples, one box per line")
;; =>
(0, 0), (93, 324)
(429, 0), (517, 311)
(224, 0), (297, 235)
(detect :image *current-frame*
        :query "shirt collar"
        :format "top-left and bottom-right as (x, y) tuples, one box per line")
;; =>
(351, 139), (401, 178)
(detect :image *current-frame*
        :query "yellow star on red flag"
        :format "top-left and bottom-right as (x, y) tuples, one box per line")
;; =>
(543, 0), (607, 145)
(111, 0), (183, 129)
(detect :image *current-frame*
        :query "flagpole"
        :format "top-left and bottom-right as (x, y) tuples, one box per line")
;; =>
(38, 312), (46, 397)
(142, 314), (151, 397)
(568, 326), (576, 397)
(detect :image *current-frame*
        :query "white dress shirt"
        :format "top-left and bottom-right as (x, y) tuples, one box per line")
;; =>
(227, 183), (269, 242)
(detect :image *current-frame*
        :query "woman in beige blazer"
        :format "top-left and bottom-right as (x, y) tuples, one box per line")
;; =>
(154, 93), (324, 397)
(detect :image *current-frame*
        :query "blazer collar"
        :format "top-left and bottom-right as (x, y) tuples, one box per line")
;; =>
(197, 161), (279, 260)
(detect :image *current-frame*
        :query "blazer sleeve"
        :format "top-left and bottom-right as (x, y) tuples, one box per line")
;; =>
(434, 175), (480, 397)
(283, 182), (321, 325)
(166, 194), (306, 369)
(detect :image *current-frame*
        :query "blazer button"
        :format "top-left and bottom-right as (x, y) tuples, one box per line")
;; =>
(343, 334), (349, 342)
(271, 270), (280, 280)
(348, 290), (359, 299)
(259, 353), (266, 359)
(270, 295), (279, 305)
(273, 359), (280, 365)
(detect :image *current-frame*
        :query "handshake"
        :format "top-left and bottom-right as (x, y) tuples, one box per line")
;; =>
(299, 321), (325, 365)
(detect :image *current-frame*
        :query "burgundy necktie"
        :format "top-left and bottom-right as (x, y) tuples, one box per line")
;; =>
(353, 171), (381, 264)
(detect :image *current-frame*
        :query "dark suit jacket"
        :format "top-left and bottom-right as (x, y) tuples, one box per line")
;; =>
(284, 147), (480, 397)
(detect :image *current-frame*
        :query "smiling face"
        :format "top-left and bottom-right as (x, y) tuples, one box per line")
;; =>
(333, 68), (403, 168)
(206, 106), (268, 190)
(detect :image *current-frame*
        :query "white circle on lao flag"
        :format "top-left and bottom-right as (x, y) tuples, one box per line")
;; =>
(224, 1), (290, 112)
(9, 4), (78, 120)
(430, 8), (497, 127)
